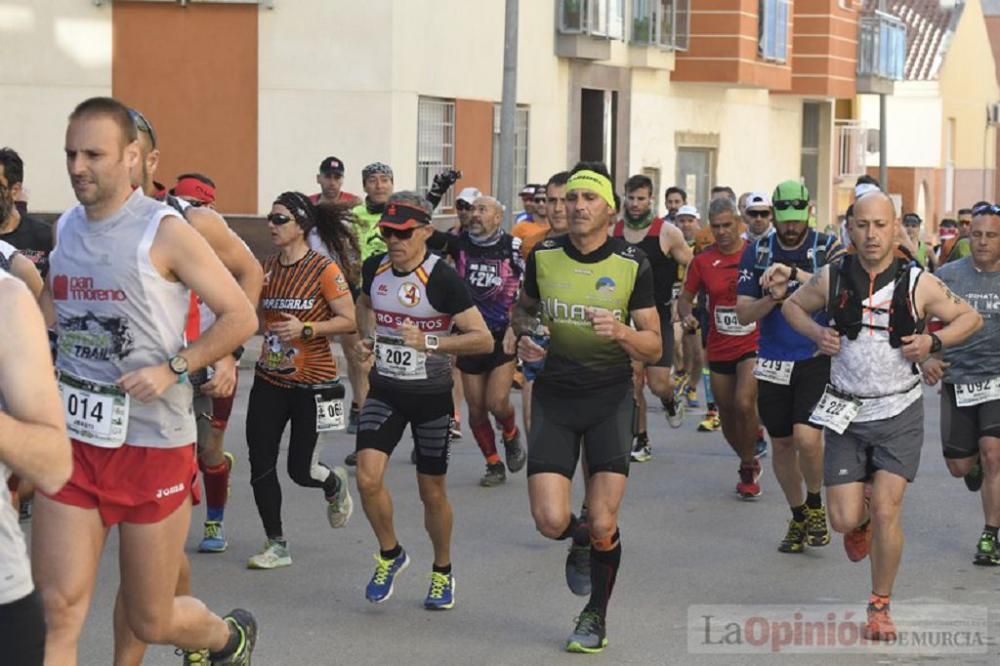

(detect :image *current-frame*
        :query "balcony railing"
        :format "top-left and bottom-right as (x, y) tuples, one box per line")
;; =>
(836, 121), (868, 180)
(559, 0), (625, 39)
(858, 12), (906, 80)
(630, 0), (689, 51)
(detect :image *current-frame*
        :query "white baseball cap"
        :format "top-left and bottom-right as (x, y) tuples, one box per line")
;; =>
(855, 183), (879, 198)
(676, 204), (700, 220)
(457, 187), (482, 205)
(745, 192), (772, 209)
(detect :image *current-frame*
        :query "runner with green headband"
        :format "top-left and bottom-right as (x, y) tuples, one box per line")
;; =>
(514, 162), (661, 654)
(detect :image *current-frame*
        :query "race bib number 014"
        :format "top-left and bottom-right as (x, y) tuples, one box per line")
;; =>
(714, 307), (756, 336)
(375, 336), (428, 380)
(315, 395), (346, 432)
(58, 372), (129, 448)
(954, 378), (1000, 408)
(809, 385), (861, 435)
(753, 358), (794, 385)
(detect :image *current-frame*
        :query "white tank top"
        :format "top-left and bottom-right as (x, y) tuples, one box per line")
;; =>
(830, 266), (923, 422)
(0, 269), (34, 605)
(51, 189), (196, 447)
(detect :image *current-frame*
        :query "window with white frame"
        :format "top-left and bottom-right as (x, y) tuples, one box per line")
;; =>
(559, 0), (624, 39)
(631, 0), (689, 50)
(492, 105), (530, 198)
(416, 97), (456, 211)
(758, 0), (790, 62)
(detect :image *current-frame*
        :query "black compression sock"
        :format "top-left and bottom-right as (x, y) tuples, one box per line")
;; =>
(380, 543), (402, 560)
(208, 620), (241, 660)
(806, 491), (822, 510)
(432, 563), (452, 575)
(557, 514), (580, 541)
(588, 530), (622, 619)
(791, 504), (807, 523)
(985, 525), (999, 538)
(636, 431), (649, 444)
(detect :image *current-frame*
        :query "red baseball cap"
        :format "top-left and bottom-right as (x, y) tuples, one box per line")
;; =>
(378, 202), (431, 230)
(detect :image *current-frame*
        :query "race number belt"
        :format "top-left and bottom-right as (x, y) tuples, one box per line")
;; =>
(714, 306), (756, 336)
(753, 358), (794, 385)
(954, 378), (1000, 408)
(374, 335), (428, 380)
(315, 395), (346, 432)
(809, 384), (861, 435)
(57, 371), (129, 448)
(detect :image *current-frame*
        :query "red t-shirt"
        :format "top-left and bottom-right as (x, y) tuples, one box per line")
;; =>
(309, 191), (361, 206)
(683, 241), (759, 362)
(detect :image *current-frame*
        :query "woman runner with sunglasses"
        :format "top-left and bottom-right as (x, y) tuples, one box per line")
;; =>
(244, 192), (357, 570)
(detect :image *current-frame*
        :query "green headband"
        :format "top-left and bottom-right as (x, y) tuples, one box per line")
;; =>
(566, 170), (615, 210)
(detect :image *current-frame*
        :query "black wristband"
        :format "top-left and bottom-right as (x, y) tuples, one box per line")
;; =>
(789, 266), (799, 283)
(231, 345), (245, 361)
(928, 333), (942, 354)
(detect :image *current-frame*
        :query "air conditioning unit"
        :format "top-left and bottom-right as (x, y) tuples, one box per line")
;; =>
(988, 103), (1000, 125)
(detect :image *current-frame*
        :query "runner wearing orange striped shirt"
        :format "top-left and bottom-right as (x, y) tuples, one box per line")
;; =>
(244, 192), (357, 570)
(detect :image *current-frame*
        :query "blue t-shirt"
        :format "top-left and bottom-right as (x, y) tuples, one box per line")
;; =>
(736, 230), (840, 361)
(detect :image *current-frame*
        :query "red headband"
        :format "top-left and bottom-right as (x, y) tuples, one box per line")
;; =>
(172, 177), (216, 204)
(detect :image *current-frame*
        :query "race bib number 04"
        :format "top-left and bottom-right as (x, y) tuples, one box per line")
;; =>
(954, 378), (1000, 408)
(714, 307), (756, 336)
(809, 385), (861, 435)
(753, 358), (794, 385)
(58, 372), (129, 448)
(315, 395), (346, 432)
(375, 336), (428, 380)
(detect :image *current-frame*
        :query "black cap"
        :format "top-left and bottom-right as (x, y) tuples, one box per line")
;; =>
(319, 156), (345, 175)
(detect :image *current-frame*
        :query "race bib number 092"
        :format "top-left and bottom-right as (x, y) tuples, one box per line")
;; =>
(58, 372), (129, 448)
(954, 378), (1000, 408)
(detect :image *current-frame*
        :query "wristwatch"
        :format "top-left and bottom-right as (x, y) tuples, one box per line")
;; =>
(789, 266), (799, 283)
(301, 323), (315, 340)
(424, 334), (440, 351)
(168, 354), (189, 384)
(928, 332), (943, 354)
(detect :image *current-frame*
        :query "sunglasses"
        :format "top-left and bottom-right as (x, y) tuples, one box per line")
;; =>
(972, 203), (1000, 216)
(267, 213), (293, 225)
(456, 201), (473, 211)
(128, 109), (157, 148)
(773, 199), (808, 211)
(747, 209), (771, 219)
(380, 227), (416, 240)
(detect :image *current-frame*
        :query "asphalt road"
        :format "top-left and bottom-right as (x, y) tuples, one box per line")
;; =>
(41, 350), (1000, 665)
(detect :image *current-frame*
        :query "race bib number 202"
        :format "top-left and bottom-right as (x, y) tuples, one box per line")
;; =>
(375, 337), (428, 380)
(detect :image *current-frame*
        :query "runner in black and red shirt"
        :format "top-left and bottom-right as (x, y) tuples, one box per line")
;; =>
(678, 196), (762, 499)
(310, 156), (361, 208)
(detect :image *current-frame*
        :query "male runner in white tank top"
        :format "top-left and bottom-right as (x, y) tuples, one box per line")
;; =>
(32, 97), (259, 665)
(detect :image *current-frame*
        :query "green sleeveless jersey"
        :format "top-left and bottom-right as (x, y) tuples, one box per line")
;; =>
(351, 203), (388, 261)
(525, 235), (655, 394)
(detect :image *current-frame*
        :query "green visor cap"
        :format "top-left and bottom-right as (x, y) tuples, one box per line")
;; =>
(772, 180), (810, 223)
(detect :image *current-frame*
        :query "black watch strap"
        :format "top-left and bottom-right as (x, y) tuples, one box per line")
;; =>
(929, 333), (943, 354)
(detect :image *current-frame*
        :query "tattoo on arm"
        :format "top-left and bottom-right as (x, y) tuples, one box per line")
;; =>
(942, 285), (964, 305)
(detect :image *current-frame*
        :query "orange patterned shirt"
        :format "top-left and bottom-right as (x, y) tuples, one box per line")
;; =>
(256, 250), (350, 388)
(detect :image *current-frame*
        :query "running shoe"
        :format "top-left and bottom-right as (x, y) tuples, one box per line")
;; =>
(754, 431), (768, 458)
(198, 521), (228, 553)
(449, 417), (463, 440)
(805, 506), (831, 547)
(565, 543), (591, 596)
(344, 451), (358, 467)
(697, 411), (720, 432)
(630, 437), (652, 463)
(974, 531), (1000, 566)
(778, 519), (806, 553)
(480, 461), (507, 487)
(566, 607), (607, 654)
(503, 429), (526, 472)
(175, 648), (209, 664)
(246, 539), (291, 570)
(862, 603), (897, 642)
(843, 519), (872, 562)
(325, 465), (353, 529)
(346, 404), (360, 435)
(736, 461), (761, 500)
(965, 462), (984, 492)
(685, 385), (699, 409)
(423, 572), (456, 610)
(366, 549), (410, 603)
(663, 398), (685, 429)
(212, 609), (258, 665)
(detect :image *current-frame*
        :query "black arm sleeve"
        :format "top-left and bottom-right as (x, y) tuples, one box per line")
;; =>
(627, 257), (656, 311)
(427, 229), (458, 259)
(426, 261), (475, 315)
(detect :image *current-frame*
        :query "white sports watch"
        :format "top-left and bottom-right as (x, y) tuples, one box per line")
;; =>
(424, 334), (440, 351)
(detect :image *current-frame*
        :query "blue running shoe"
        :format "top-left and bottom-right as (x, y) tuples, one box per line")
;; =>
(366, 549), (410, 603)
(423, 571), (455, 610)
(197, 520), (227, 553)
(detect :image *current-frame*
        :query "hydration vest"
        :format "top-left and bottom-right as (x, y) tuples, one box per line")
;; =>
(827, 255), (923, 349)
(752, 229), (835, 274)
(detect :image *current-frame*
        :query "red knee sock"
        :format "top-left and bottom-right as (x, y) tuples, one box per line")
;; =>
(496, 411), (518, 440)
(472, 420), (500, 464)
(200, 458), (231, 511)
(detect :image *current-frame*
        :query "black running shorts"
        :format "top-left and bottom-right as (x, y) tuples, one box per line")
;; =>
(0, 590), (45, 664)
(527, 383), (633, 479)
(940, 383), (1000, 459)
(757, 355), (830, 439)
(356, 385), (453, 475)
(648, 305), (675, 369)
(456, 331), (515, 375)
(708, 351), (757, 376)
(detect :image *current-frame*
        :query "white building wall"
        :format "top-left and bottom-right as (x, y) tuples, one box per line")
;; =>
(0, 1), (112, 212)
(858, 82), (943, 169)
